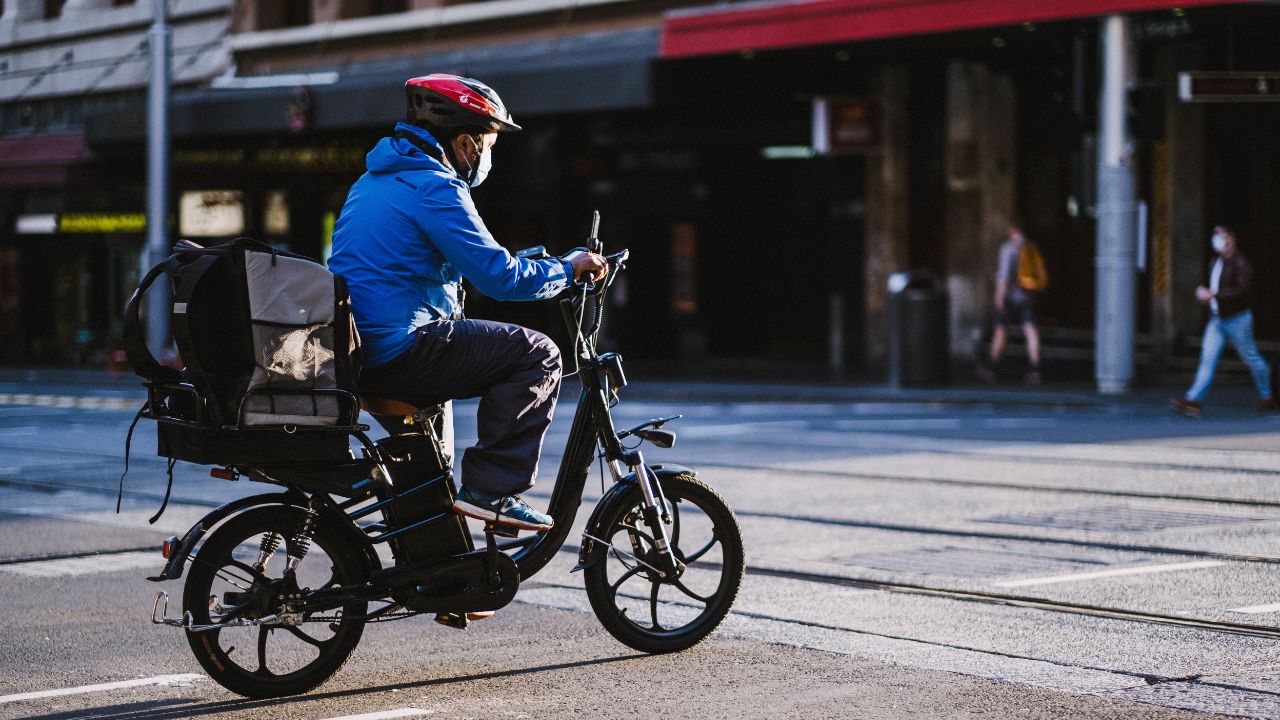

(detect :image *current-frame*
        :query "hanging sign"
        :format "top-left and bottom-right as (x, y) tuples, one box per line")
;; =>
(813, 97), (878, 155)
(1179, 72), (1280, 102)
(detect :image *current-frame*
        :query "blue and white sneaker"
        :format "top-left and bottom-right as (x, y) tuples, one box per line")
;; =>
(453, 485), (554, 531)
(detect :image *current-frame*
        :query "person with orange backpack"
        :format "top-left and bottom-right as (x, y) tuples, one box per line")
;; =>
(977, 222), (1047, 384)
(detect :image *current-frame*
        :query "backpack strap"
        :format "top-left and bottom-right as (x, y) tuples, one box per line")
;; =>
(169, 253), (223, 422)
(122, 254), (185, 383)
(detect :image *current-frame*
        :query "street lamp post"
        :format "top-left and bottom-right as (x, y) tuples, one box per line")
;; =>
(1095, 15), (1137, 395)
(145, 0), (171, 358)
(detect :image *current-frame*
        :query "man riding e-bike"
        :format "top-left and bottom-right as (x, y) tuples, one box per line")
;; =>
(328, 74), (607, 532)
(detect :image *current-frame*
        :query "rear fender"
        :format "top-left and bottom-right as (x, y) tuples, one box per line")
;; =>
(574, 464), (695, 571)
(147, 489), (378, 581)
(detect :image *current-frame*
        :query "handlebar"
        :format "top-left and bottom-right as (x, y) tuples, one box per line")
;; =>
(573, 249), (629, 294)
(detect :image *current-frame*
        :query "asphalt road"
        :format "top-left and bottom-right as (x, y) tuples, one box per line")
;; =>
(3, 377), (1280, 719)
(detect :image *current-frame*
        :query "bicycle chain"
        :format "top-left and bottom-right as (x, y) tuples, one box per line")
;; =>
(305, 610), (421, 624)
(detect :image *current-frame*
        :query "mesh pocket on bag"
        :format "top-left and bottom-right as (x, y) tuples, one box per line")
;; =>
(242, 323), (340, 425)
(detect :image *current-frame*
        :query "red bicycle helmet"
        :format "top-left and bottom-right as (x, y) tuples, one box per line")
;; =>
(405, 73), (521, 133)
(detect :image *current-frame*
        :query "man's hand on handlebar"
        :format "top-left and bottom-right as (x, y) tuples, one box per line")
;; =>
(565, 250), (608, 284)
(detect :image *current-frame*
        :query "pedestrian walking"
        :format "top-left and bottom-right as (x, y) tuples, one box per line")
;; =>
(977, 222), (1047, 384)
(1171, 225), (1277, 417)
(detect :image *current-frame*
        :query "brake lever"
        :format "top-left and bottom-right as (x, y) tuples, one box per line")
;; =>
(618, 415), (683, 440)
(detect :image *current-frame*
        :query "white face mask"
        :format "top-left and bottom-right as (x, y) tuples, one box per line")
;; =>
(458, 136), (492, 188)
(470, 143), (492, 187)
(1211, 232), (1228, 254)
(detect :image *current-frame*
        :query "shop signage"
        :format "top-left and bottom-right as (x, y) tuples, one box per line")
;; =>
(812, 97), (878, 155)
(15, 213), (146, 234)
(59, 213), (146, 233)
(173, 144), (365, 171)
(263, 190), (291, 235)
(180, 190), (245, 237)
(15, 214), (57, 234)
(1179, 72), (1280, 102)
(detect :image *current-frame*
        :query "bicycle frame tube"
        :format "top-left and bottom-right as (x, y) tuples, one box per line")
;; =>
(513, 244), (680, 579)
(509, 387), (601, 579)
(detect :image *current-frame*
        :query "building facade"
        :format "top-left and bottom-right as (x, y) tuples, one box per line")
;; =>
(0, 0), (230, 365)
(3, 0), (1279, 385)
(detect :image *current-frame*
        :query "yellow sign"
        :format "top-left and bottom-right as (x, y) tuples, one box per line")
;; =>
(57, 213), (147, 233)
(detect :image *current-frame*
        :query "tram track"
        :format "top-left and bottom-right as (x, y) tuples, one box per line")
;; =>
(734, 508), (1280, 565)
(701, 461), (1280, 510)
(757, 433), (1280, 478)
(743, 564), (1280, 640)
(11, 471), (1280, 570)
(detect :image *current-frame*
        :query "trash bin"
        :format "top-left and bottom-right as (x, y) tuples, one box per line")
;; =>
(887, 271), (949, 387)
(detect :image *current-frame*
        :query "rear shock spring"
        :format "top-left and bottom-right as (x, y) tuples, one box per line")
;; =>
(255, 531), (283, 571)
(287, 510), (318, 571)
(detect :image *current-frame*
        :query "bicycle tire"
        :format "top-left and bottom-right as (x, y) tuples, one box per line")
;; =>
(183, 505), (370, 698)
(584, 473), (744, 654)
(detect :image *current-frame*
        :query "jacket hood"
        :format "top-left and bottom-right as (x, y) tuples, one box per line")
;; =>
(365, 122), (451, 174)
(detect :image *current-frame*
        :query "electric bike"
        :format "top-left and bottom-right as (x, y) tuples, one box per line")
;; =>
(147, 214), (745, 698)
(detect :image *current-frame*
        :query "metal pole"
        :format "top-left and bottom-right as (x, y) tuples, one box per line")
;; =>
(1094, 15), (1137, 395)
(145, 0), (171, 359)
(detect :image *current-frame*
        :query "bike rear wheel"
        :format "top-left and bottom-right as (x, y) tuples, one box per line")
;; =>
(183, 505), (371, 698)
(584, 473), (744, 653)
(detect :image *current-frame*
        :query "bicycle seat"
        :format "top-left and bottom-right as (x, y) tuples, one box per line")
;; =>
(360, 395), (447, 426)
(360, 396), (422, 417)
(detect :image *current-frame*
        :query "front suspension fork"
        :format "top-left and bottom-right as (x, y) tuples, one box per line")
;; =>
(623, 449), (682, 578)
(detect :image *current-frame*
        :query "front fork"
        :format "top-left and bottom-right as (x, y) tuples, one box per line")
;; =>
(612, 449), (681, 578)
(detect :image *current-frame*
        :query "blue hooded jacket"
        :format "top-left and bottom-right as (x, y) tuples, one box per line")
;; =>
(329, 123), (571, 368)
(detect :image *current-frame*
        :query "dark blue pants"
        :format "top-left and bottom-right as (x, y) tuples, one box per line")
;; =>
(360, 319), (562, 496)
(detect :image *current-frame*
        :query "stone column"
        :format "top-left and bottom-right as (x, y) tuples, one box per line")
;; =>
(944, 61), (1016, 359)
(863, 64), (911, 371)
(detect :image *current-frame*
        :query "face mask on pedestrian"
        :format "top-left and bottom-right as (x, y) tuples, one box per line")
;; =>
(1211, 232), (1228, 254)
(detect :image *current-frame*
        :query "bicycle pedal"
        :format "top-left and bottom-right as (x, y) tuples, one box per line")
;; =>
(484, 522), (519, 539)
(434, 613), (469, 630)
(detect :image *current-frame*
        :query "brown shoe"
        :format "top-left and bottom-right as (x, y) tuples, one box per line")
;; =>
(1256, 397), (1278, 413)
(1024, 371), (1042, 386)
(1170, 398), (1202, 418)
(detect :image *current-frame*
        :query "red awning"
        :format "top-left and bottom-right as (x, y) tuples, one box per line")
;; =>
(0, 132), (88, 188)
(0, 132), (86, 167)
(661, 0), (1251, 58)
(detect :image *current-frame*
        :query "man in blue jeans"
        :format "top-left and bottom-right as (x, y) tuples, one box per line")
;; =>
(1171, 225), (1276, 418)
(329, 74), (606, 530)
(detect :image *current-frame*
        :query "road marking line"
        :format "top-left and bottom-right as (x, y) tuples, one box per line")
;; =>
(0, 673), (204, 705)
(0, 550), (159, 578)
(320, 709), (434, 720)
(0, 393), (141, 411)
(1227, 602), (1280, 614)
(992, 560), (1225, 588)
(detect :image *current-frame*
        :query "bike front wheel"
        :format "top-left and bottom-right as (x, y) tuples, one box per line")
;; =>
(182, 505), (371, 698)
(583, 473), (744, 654)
